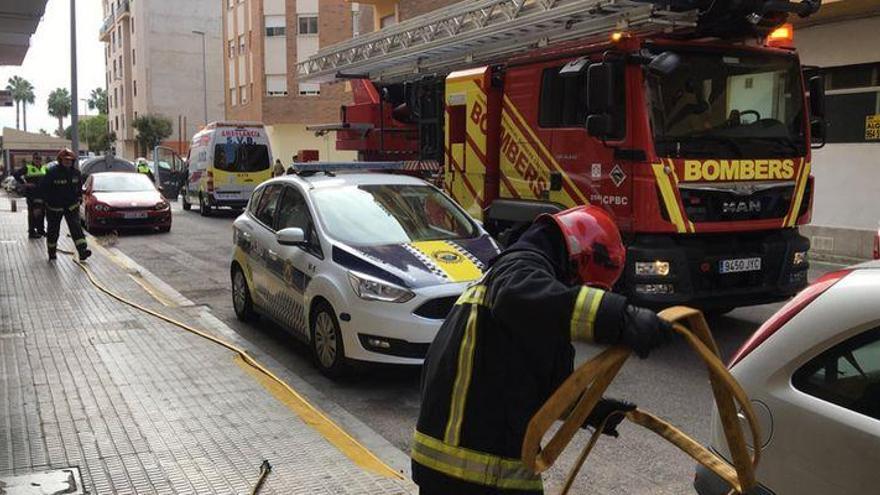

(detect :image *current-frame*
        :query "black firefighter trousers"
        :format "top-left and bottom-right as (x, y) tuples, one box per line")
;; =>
(46, 205), (88, 257)
(26, 197), (45, 235)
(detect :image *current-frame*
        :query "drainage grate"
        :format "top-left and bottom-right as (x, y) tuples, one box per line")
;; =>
(0, 467), (84, 495)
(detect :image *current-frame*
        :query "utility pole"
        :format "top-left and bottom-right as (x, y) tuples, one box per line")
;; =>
(192, 30), (208, 126)
(70, 0), (80, 156)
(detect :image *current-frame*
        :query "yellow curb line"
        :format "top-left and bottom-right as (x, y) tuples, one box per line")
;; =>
(65, 246), (404, 480)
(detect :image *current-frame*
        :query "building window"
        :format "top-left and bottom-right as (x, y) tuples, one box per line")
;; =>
(380, 14), (397, 29)
(115, 116), (119, 131)
(131, 18), (134, 34)
(230, 87), (238, 106)
(121, 114), (125, 129)
(239, 35), (246, 55)
(299, 83), (320, 96)
(241, 85), (248, 104)
(133, 80), (137, 97)
(111, 31), (116, 50)
(134, 111), (138, 120)
(266, 26), (286, 37)
(227, 40), (235, 58)
(132, 49), (136, 66)
(298, 16), (318, 35)
(352, 10), (360, 38)
(266, 75), (287, 96)
(808, 63), (880, 144)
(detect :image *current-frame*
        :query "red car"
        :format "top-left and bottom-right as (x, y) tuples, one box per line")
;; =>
(81, 172), (171, 233)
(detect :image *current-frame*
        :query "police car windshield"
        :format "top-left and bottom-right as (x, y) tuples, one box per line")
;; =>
(92, 173), (155, 192)
(312, 184), (477, 246)
(214, 143), (270, 172)
(647, 50), (806, 158)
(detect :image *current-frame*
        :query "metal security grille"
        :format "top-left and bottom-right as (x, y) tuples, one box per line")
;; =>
(297, 0), (698, 84)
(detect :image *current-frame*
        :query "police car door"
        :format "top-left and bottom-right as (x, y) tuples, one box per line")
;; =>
(268, 185), (322, 338)
(248, 184), (284, 307)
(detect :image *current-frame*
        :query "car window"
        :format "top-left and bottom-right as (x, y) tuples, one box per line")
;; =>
(254, 184), (282, 229)
(93, 173), (155, 192)
(248, 187), (265, 215)
(311, 184), (477, 247)
(276, 186), (323, 258)
(793, 327), (880, 421)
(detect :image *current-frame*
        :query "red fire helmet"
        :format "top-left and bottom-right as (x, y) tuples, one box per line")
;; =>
(539, 205), (625, 289)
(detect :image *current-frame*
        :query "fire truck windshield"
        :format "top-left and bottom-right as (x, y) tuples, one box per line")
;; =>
(647, 50), (806, 158)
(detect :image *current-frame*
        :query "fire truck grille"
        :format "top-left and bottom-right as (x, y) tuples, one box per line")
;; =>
(680, 184), (795, 223)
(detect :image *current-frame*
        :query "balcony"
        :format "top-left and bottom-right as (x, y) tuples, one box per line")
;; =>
(98, 0), (131, 41)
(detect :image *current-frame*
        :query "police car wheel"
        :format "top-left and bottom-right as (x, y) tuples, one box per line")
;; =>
(310, 304), (347, 377)
(231, 265), (256, 321)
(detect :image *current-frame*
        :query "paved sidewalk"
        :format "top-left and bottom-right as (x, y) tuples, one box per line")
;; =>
(0, 205), (415, 494)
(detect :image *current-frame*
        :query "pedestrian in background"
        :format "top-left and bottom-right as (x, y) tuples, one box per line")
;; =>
(272, 159), (285, 177)
(13, 153), (48, 238)
(40, 149), (91, 261)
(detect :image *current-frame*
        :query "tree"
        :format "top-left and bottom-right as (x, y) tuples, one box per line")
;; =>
(64, 114), (112, 152)
(20, 80), (35, 132)
(6, 76), (29, 130)
(132, 114), (173, 157)
(87, 87), (108, 115)
(47, 88), (71, 136)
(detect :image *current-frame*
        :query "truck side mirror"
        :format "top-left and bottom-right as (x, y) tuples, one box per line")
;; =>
(587, 62), (614, 114)
(808, 75), (826, 148)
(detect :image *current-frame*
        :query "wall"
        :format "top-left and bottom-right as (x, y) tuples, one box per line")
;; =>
(795, 15), (880, 260)
(265, 124), (356, 164)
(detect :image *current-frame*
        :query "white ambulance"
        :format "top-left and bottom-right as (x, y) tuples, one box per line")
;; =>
(183, 121), (274, 215)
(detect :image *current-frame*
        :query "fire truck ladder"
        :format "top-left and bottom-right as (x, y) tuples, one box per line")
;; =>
(297, 0), (698, 84)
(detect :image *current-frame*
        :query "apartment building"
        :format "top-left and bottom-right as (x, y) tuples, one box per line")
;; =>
(222, 0), (358, 162)
(100, 0), (225, 159)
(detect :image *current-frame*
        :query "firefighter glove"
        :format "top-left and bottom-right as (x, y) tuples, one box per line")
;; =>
(583, 397), (636, 438)
(620, 305), (674, 359)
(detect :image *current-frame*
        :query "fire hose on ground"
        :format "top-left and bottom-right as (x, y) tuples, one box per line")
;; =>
(523, 306), (761, 495)
(55, 246), (402, 491)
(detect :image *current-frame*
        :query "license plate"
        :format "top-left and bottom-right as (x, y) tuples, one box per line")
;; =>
(719, 257), (762, 274)
(123, 211), (148, 219)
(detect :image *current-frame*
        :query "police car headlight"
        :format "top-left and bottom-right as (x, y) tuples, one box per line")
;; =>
(153, 200), (170, 211)
(348, 271), (414, 303)
(635, 261), (671, 277)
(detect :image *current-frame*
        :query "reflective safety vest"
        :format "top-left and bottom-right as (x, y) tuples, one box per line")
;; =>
(24, 163), (48, 183)
(137, 163), (151, 174)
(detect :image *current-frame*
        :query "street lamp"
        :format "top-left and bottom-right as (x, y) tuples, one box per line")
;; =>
(192, 30), (208, 126)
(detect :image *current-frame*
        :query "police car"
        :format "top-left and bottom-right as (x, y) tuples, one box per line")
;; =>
(230, 163), (499, 376)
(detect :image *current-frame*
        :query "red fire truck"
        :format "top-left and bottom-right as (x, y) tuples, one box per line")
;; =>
(299, 0), (825, 311)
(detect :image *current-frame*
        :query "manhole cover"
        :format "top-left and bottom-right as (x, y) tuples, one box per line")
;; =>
(0, 467), (83, 495)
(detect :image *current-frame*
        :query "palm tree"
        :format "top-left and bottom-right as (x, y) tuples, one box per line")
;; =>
(6, 76), (28, 130)
(20, 80), (35, 132)
(87, 88), (108, 115)
(47, 88), (72, 136)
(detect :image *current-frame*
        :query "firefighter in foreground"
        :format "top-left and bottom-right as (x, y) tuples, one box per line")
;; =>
(412, 206), (673, 494)
(13, 153), (48, 238)
(41, 149), (91, 261)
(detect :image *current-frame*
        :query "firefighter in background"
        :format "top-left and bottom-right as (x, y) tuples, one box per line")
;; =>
(412, 205), (673, 495)
(13, 153), (48, 238)
(40, 149), (91, 262)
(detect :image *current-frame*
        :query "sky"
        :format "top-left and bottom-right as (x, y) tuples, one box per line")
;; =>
(0, 0), (105, 134)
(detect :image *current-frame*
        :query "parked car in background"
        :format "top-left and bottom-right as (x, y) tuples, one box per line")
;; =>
(694, 262), (880, 495)
(80, 156), (136, 181)
(80, 172), (171, 234)
(230, 172), (500, 377)
(2, 176), (20, 194)
(183, 121), (273, 216)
